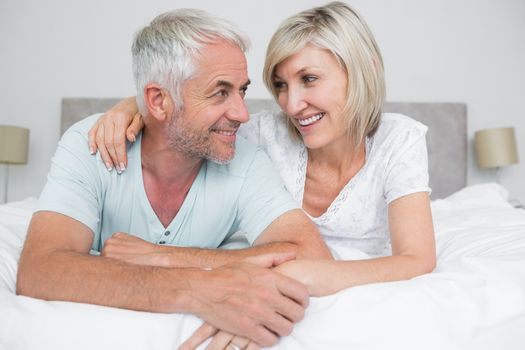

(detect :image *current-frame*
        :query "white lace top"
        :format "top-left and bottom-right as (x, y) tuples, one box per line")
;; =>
(239, 110), (431, 257)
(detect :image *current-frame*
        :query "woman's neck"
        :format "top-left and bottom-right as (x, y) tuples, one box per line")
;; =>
(307, 135), (366, 177)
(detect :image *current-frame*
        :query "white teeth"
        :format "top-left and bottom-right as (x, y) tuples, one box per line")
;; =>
(298, 113), (324, 126)
(214, 130), (235, 136)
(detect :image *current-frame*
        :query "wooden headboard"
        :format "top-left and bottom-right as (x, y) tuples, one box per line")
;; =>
(61, 98), (467, 199)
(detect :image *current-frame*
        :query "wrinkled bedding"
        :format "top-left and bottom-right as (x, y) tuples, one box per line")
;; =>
(1, 184), (524, 349)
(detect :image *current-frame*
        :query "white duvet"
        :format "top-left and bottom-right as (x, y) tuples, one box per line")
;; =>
(1, 183), (525, 349)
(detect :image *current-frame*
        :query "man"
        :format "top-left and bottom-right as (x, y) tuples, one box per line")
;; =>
(16, 8), (331, 348)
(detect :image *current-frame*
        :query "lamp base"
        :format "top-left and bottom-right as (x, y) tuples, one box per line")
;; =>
(1, 164), (8, 204)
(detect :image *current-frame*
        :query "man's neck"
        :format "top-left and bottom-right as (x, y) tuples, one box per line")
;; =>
(140, 127), (203, 228)
(141, 126), (202, 181)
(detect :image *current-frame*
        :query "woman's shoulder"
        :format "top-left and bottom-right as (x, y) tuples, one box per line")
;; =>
(379, 113), (428, 132)
(372, 113), (428, 146)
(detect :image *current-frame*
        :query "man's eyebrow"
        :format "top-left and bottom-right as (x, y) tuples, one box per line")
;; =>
(215, 79), (251, 89)
(216, 80), (234, 89)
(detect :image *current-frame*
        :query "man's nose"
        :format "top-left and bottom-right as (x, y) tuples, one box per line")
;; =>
(226, 93), (250, 123)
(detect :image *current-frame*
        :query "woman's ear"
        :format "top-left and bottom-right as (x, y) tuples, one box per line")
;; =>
(143, 83), (175, 122)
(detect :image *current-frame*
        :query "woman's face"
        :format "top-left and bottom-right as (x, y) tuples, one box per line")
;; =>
(273, 45), (349, 149)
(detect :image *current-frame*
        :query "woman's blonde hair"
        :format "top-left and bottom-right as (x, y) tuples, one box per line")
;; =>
(263, 1), (385, 145)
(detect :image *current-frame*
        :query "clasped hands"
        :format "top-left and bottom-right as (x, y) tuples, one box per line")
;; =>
(101, 232), (313, 350)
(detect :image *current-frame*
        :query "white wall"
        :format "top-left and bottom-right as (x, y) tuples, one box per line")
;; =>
(1, 0), (524, 203)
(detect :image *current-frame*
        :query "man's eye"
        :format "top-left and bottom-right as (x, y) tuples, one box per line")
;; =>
(302, 75), (317, 84)
(214, 89), (228, 97)
(240, 86), (248, 97)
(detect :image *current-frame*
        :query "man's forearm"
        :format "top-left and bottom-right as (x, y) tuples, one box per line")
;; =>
(162, 241), (302, 268)
(17, 247), (310, 347)
(100, 210), (332, 269)
(17, 249), (196, 313)
(159, 210), (333, 269)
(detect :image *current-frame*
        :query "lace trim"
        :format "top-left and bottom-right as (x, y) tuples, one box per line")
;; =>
(295, 146), (307, 203)
(298, 136), (374, 225)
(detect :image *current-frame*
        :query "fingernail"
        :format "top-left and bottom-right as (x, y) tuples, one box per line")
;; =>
(119, 163), (126, 172)
(105, 162), (113, 172)
(131, 133), (136, 143)
(90, 147), (95, 155)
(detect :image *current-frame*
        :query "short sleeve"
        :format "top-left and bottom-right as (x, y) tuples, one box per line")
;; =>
(36, 117), (102, 236)
(384, 124), (431, 204)
(235, 148), (299, 244)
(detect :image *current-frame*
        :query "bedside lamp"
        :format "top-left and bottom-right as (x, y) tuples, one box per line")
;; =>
(475, 127), (519, 168)
(474, 127), (519, 184)
(0, 125), (30, 203)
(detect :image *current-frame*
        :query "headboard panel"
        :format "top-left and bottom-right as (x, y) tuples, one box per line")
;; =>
(61, 98), (467, 199)
(383, 102), (467, 200)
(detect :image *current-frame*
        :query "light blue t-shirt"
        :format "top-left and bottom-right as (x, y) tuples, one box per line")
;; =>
(37, 114), (299, 252)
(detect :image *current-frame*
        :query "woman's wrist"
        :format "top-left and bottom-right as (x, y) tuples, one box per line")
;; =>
(122, 96), (139, 115)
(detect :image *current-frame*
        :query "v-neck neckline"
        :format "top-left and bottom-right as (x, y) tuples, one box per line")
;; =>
(297, 136), (373, 222)
(135, 133), (205, 233)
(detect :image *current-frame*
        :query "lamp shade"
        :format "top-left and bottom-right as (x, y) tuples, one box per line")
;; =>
(474, 127), (519, 169)
(0, 125), (30, 164)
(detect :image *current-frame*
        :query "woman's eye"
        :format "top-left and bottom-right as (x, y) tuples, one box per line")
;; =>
(273, 81), (286, 90)
(302, 75), (317, 84)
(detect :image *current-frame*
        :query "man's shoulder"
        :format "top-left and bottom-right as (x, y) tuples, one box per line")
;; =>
(61, 114), (103, 144)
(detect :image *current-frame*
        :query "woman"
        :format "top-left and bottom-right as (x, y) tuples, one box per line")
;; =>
(89, 2), (436, 348)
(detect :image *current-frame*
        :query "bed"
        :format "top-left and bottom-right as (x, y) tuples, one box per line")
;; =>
(1, 99), (524, 349)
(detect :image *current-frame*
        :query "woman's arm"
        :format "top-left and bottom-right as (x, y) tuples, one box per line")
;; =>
(87, 96), (144, 172)
(276, 192), (436, 297)
(181, 193), (435, 349)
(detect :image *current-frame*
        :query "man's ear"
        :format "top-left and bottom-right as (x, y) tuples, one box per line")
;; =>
(144, 83), (175, 122)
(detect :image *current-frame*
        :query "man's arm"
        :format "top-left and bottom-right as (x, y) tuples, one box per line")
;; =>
(16, 211), (309, 347)
(101, 209), (332, 268)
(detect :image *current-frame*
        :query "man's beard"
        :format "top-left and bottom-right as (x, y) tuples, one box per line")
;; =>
(166, 111), (238, 164)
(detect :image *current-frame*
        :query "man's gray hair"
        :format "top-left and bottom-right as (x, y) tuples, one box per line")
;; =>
(132, 8), (250, 115)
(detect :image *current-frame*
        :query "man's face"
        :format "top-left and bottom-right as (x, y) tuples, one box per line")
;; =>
(166, 40), (250, 164)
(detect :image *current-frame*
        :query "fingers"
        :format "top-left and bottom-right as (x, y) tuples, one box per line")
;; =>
(195, 261), (308, 348)
(179, 323), (218, 350)
(250, 325), (279, 348)
(244, 252), (296, 269)
(272, 295), (306, 326)
(253, 306), (294, 339)
(103, 121), (122, 172)
(113, 123), (128, 173)
(205, 331), (234, 350)
(245, 342), (261, 350)
(101, 232), (139, 257)
(274, 273), (310, 310)
(127, 112), (144, 143)
(179, 324), (258, 350)
(89, 112), (138, 173)
(243, 254), (309, 324)
(94, 124), (115, 171)
(88, 121), (100, 155)
(230, 335), (250, 349)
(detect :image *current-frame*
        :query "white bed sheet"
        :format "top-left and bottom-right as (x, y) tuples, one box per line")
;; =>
(1, 183), (525, 349)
